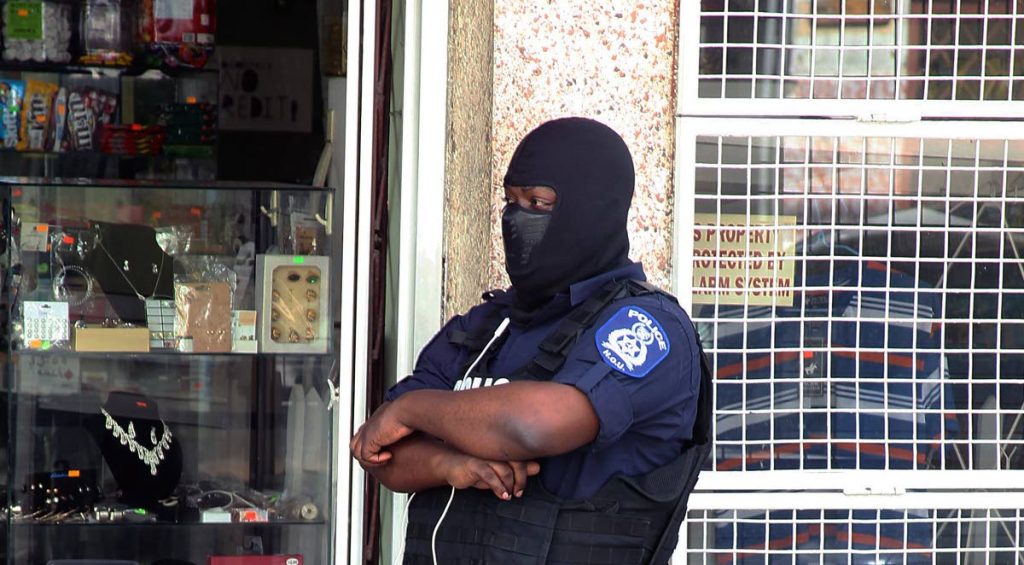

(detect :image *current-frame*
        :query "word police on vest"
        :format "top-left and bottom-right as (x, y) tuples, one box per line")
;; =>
(597, 306), (670, 378)
(453, 376), (510, 391)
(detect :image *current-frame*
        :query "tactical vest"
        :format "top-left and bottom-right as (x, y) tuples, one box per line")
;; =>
(401, 279), (713, 565)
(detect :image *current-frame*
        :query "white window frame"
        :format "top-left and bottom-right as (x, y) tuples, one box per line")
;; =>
(675, 494), (1024, 564)
(674, 2), (1024, 556)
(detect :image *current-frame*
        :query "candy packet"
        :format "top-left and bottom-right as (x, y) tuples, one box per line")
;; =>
(0, 79), (26, 149)
(18, 80), (59, 152)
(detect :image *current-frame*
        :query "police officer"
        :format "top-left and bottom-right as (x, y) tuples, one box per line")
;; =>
(351, 117), (709, 564)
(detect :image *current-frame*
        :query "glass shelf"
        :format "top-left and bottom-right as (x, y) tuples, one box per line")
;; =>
(10, 520), (328, 528)
(10, 349), (337, 359)
(2, 178), (339, 564)
(0, 60), (218, 78)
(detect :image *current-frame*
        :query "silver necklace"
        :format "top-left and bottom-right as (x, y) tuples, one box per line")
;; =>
(96, 235), (166, 300)
(101, 408), (173, 476)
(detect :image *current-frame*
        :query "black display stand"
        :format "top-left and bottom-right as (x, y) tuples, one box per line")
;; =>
(87, 391), (182, 508)
(85, 222), (175, 325)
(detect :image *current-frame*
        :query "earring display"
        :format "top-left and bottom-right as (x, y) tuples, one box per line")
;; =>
(174, 282), (231, 353)
(85, 222), (175, 327)
(256, 255), (329, 354)
(22, 301), (70, 347)
(146, 299), (177, 349)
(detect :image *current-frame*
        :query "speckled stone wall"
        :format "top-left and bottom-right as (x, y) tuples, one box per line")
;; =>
(489, 1), (680, 292)
(443, 0), (495, 320)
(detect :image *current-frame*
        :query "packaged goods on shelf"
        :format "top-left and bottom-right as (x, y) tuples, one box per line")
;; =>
(17, 79), (58, 151)
(61, 87), (117, 152)
(0, 78), (24, 148)
(138, 0), (216, 68)
(158, 101), (216, 145)
(97, 123), (167, 155)
(1, 0), (72, 63)
(79, 0), (134, 66)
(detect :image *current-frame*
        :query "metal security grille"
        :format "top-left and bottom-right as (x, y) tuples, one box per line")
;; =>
(676, 3), (1024, 561)
(679, 0), (1024, 118)
(680, 121), (1024, 474)
(680, 500), (1024, 564)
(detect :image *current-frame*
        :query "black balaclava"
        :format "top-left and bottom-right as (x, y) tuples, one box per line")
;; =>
(502, 117), (635, 310)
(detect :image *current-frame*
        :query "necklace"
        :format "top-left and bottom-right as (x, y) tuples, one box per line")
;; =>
(101, 408), (173, 476)
(96, 234), (166, 300)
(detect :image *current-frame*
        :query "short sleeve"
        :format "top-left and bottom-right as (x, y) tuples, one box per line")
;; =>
(552, 296), (700, 451)
(383, 315), (468, 402)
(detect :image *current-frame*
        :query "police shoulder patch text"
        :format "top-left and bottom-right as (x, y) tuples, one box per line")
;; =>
(595, 305), (671, 378)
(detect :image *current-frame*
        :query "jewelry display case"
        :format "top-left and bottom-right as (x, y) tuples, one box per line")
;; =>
(0, 178), (339, 564)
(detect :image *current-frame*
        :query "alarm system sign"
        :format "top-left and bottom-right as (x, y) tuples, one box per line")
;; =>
(692, 214), (797, 307)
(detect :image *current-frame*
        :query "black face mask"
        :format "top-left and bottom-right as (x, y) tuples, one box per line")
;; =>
(501, 204), (552, 274)
(502, 117), (635, 310)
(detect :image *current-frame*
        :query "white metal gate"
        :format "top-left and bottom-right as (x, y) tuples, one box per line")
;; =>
(674, 2), (1024, 563)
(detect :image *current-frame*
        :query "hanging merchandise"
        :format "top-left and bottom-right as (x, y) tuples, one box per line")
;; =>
(1, 0), (73, 63)
(17, 79), (58, 151)
(137, 0), (216, 68)
(79, 0), (134, 66)
(0, 79), (24, 149)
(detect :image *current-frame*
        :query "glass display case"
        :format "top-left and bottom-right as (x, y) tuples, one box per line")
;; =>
(0, 178), (339, 564)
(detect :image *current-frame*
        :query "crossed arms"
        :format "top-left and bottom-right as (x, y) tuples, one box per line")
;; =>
(350, 381), (600, 499)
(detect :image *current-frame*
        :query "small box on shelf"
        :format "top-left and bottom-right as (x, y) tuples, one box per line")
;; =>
(256, 255), (330, 354)
(73, 326), (150, 353)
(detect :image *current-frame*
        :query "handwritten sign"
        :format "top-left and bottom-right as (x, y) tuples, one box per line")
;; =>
(693, 214), (797, 307)
(21, 355), (81, 396)
(218, 46), (313, 133)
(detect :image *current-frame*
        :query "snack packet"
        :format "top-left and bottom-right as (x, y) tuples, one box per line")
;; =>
(18, 80), (59, 151)
(49, 87), (68, 152)
(0, 79), (26, 149)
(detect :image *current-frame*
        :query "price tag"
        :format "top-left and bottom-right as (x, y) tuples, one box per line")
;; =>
(5, 2), (44, 40)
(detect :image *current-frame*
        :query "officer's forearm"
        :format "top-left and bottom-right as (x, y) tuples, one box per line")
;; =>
(362, 433), (457, 493)
(395, 382), (599, 461)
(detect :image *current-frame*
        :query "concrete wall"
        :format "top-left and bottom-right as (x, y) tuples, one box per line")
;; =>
(443, 0), (496, 319)
(489, 1), (681, 291)
(443, 0), (680, 318)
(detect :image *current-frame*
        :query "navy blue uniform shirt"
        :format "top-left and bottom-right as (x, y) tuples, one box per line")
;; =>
(384, 262), (702, 500)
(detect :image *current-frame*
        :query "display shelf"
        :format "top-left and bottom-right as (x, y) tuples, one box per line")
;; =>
(0, 149), (216, 159)
(10, 519), (328, 528)
(0, 60), (218, 78)
(10, 349), (336, 359)
(0, 176), (328, 191)
(2, 178), (339, 563)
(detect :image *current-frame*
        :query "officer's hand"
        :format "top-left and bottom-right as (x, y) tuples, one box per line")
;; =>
(502, 460), (541, 499)
(442, 454), (540, 500)
(350, 402), (414, 467)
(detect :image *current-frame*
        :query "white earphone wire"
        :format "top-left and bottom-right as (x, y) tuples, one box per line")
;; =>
(429, 317), (510, 565)
(391, 492), (416, 565)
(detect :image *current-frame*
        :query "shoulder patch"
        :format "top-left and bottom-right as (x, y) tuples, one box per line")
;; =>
(595, 306), (671, 378)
